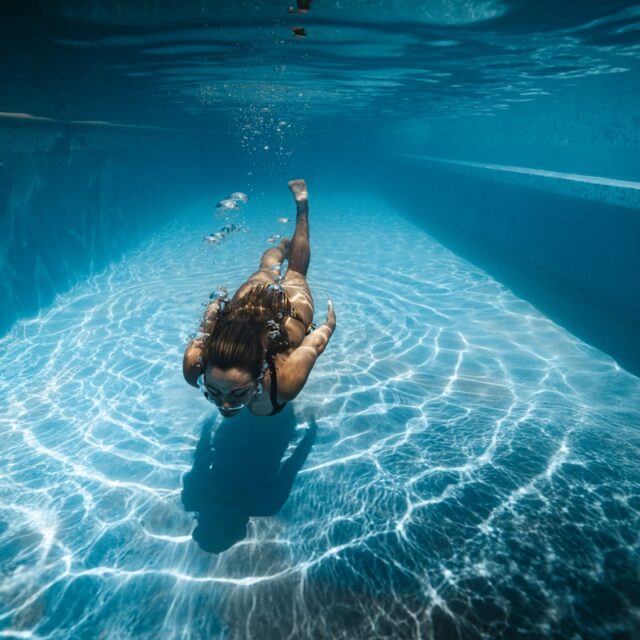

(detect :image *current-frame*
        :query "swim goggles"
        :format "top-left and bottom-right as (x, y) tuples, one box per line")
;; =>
(196, 373), (263, 407)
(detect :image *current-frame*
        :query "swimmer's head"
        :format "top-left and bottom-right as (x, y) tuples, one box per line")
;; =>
(200, 365), (258, 418)
(203, 320), (265, 417)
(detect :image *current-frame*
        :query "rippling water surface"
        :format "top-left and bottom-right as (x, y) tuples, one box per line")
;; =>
(1, 194), (639, 638)
(2, 1), (640, 128)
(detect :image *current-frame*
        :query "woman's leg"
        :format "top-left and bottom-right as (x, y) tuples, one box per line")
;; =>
(233, 239), (290, 302)
(282, 180), (314, 345)
(257, 239), (290, 279)
(286, 179), (310, 276)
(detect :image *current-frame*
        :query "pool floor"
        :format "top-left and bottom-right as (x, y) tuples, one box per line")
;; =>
(1, 193), (639, 639)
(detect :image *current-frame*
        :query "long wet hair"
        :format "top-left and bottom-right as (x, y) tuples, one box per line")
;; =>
(204, 284), (293, 379)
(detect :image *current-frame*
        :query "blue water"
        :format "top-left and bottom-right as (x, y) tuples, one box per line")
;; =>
(1, 2), (640, 639)
(2, 195), (639, 638)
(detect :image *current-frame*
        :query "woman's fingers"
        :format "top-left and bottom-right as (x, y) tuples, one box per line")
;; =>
(326, 298), (336, 328)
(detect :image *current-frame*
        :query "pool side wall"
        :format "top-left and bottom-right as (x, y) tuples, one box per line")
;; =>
(0, 123), (240, 336)
(381, 157), (640, 377)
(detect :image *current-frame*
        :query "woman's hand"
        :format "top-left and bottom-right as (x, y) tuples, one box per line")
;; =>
(326, 298), (336, 331)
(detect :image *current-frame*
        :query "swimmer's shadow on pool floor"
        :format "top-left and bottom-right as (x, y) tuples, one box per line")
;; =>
(181, 406), (317, 554)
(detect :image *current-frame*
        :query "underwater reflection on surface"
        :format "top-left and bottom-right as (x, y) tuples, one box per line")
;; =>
(182, 405), (317, 553)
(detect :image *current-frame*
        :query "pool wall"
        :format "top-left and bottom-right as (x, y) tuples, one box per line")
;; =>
(381, 156), (640, 377)
(0, 124), (240, 336)
(371, 94), (640, 376)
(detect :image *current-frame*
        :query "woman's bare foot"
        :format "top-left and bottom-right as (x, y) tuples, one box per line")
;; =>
(288, 179), (308, 203)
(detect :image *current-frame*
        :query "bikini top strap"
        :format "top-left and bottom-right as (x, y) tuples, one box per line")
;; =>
(268, 358), (287, 414)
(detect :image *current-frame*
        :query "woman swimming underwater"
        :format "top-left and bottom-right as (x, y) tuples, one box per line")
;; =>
(183, 179), (336, 418)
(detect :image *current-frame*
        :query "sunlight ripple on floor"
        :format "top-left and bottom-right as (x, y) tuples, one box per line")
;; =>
(0, 195), (639, 639)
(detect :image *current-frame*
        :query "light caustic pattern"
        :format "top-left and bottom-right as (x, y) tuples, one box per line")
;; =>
(1, 196), (640, 639)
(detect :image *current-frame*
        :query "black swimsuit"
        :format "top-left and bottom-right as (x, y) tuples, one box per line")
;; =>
(268, 359), (287, 416)
(266, 306), (316, 416)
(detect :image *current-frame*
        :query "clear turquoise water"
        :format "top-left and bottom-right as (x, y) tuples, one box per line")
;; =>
(1, 193), (639, 638)
(2, 1), (640, 638)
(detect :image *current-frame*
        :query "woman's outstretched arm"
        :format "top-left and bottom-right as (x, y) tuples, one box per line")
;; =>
(277, 299), (336, 401)
(182, 298), (222, 387)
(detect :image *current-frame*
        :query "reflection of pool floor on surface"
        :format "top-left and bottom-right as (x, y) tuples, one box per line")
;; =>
(1, 194), (639, 639)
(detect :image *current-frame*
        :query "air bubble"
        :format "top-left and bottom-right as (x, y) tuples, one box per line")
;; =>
(215, 199), (240, 212)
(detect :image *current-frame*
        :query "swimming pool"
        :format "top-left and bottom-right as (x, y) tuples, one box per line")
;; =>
(1, 193), (639, 638)
(1, 2), (640, 638)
